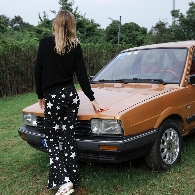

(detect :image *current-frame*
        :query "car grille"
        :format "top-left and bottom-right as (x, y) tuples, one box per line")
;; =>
(78, 151), (115, 162)
(36, 117), (44, 132)
(36, 117), (91, 136)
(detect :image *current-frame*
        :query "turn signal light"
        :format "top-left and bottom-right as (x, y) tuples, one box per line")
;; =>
(20, 133), (27, 139)
(99, 145), (117, 151)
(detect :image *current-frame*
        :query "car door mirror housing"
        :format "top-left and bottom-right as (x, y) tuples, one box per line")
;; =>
(188, 74), (195, 84)
(90, 76), (95, 81)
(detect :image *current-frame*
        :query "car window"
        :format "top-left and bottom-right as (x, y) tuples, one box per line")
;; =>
(95, 51), (137, 80)
(93, 48), (188, 84)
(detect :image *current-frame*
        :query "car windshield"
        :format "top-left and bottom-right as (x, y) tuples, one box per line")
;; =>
(92, 48), (188, 84)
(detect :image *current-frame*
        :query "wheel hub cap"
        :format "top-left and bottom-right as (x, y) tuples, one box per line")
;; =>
(160, 128), (179, 164)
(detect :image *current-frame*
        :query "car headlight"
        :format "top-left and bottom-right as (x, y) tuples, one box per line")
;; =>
(23, 113), (37, 127)
(91, 119), (122, 135)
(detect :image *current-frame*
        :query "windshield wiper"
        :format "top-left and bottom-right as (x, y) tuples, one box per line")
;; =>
(151, 79), (166, 84)
(123, 78), (166, 85)
(98, 78), (166, 85)
(98, 79), (125, 83)
(141, 79), (166, 84)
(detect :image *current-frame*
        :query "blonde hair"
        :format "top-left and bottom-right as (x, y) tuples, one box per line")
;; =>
(52, 10), (79, 55)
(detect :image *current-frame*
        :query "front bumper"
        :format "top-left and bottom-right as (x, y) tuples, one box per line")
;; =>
(18, 125), (158, 163)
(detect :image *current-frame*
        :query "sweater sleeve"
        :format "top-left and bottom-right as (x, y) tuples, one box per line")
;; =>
(34, 38), (45, 99)
(74, 44), (95, 101)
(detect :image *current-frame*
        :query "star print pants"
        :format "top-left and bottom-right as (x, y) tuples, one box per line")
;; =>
(44, 85), (80, 189)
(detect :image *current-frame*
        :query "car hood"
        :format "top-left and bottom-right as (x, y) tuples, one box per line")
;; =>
(77, 83), (181, 120)
(23, 83), (181, 119)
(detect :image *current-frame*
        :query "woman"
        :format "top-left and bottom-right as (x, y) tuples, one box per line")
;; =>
(35, 10), (107, 195)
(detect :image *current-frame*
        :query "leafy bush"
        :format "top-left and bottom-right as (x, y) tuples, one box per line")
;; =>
(82, 43), (133, 76)
(0, 39), (132, 97)
(0, 36), (37, 96)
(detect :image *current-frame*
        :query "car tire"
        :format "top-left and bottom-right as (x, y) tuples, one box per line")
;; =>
(145, 119), (182, 171)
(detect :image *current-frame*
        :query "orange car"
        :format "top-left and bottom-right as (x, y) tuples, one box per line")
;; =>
(18, 40), (195, 171)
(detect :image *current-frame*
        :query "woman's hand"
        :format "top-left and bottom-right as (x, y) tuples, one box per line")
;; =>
(91, 100), (108, 112)
(38, 99), (45, 110)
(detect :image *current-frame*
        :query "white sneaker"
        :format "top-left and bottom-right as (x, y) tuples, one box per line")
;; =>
(55, 182), (74, 195)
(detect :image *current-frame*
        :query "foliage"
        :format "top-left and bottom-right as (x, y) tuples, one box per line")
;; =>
(1, 0), (195, 97)
(0, 0), (135, 97)
(0, 13), (48, 41)
(36, 0), (103, 43)
(58, 0), (74, 12)
(0, 37), (38, 97)
(170, 1), (195, 41)
(145, 1), (195, 44)
(9, 15), (33, 31)
(0, 19), (7, 34)
(36, 11), (53, 39)
(0, 15), (9, 33)
(56, 0), (105, 43)
(81, 43), (133, 77)
(0, 0), (147, 45)
(105, 21), (147, 45)
(144, 20), (175, 45)
(77, 16), (105, 43)
(51, 0), (81, 20)
(105, 21), (119, 44)
(1, 1), (195, 46)
(0, 39), (132, 97)
(0, 14), (35, 33)
(120, 22), (147, 46)
(0, 14), (9, 26)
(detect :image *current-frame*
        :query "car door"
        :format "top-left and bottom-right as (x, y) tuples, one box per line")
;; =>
(185, 49), (195, 129)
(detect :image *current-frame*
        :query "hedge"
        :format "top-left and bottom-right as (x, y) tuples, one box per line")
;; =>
(0, 40), (133, 97)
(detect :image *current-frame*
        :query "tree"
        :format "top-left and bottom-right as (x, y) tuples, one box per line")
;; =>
(9, 16), (24, 29)
(9, 15), (34, 32)
(144, 1), (195, 45)
(105, 21), (147, 46)
(58, 0), (74, 12)
(34, 11), (53, 39)
(52, 0), (104, 43)
(120, 22), (147, 46)
(76, 16), (105, 43)
(38, 11), (53, 29)
(0, 15), (9, 33)
(170, 1), (195, 41)
(145, 20), (175, 44)
(50, 0), (81, 20)
(105, 21), (119, 44)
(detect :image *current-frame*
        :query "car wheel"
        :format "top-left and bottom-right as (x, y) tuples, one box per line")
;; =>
(145, 119), (182, 171)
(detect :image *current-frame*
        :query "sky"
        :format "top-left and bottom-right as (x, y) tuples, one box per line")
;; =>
(0, 0), (192, 31)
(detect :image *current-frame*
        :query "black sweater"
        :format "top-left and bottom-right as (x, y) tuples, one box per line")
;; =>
(35, 36), (95, 101)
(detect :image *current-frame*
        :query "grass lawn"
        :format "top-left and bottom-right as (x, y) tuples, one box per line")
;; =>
(0, 92), (195, 195)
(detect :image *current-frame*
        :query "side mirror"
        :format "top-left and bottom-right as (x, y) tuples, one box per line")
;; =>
(188, 74), (195, 84)
(90, 76), (95, 81)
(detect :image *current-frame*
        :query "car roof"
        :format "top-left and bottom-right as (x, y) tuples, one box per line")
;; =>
(123, 40), (195, 52)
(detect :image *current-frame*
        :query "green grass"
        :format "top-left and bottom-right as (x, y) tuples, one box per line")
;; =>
(1, 92), (195, 195)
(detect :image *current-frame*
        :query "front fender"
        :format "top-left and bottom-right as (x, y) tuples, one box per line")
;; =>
(154, 107), (184, 128)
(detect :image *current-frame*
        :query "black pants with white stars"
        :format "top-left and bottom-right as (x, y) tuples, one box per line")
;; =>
(44, 85), (80, 189)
